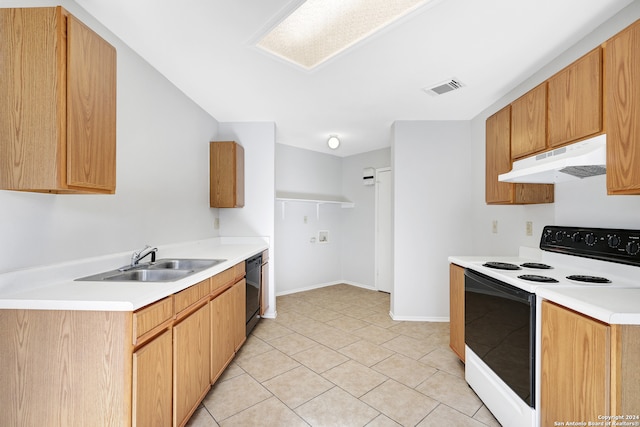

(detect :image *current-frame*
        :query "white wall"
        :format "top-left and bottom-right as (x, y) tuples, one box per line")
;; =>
(392, 121), (473, 321)
(0, 0), (220, 274)
(468, 1), (640, 256)
(274, 144), (391, 294)
(341, 149), (391, 287)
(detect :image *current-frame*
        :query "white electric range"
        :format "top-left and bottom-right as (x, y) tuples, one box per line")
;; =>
(451, 225), (640, 427)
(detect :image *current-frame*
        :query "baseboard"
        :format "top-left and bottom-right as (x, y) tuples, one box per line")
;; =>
(275, 280), (376, 296)
(390, 312), (450, 322)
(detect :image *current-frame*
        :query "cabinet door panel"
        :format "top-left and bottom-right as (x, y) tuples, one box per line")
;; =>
(548, 47), (603, 147)
(511, 83), (547, 159)
(541, 301), (610, 425)
(66, 15), (116, 192)
(210, 288), (235, 383)
(232, 279), (247, 350)
(133, 329), (172, 427)
(173, 304), (211, 427)
(606, 20), (640, 194)
(486, 106), (513, 204)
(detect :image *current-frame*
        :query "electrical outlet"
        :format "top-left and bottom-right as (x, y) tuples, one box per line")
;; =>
(526, 221), (533, 236)
(492, 220), (498, 234)
(304, 215), (308, 224)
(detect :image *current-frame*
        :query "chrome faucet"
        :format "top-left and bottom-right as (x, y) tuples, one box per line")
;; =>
(130, 245), (158, 267)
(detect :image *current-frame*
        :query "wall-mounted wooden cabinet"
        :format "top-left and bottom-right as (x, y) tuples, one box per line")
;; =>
(548, 47), (603, 148)
(0, 7), (116, 194)
(210, 141), (244, 207)
(511, 83), (548, 160)
(540, 301), (640, 425)
(485, 106), (554, 204)
(605, 19), (640, 195)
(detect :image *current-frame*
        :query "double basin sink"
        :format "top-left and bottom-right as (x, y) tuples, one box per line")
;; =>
(76, 259), (226, 282)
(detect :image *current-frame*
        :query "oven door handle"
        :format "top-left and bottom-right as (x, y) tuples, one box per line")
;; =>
(464, 268), (534, 304)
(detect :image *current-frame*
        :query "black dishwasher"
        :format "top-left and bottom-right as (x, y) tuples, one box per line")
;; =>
(245, 254), (262, 335)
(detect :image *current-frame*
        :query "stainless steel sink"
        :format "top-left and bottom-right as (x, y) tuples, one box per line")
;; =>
(102, 269), (192, 282)
(76, 258), (226, 282)
(150, 258), (225, 271)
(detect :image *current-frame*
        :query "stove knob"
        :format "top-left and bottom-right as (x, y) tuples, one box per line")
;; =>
(555, 231), (564, 241)
(585, 233), (597, 246)
(608, 235), (620, 248)
(626, 241), (640, 256)
(571, 232), (582, 243)
(543, 233), (553, 244)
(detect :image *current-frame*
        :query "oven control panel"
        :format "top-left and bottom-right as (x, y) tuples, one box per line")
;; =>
(540, 226), (640, 266)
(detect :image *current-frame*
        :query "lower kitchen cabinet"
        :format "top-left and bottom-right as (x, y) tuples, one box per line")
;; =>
(173, 302), (211, 427)
(0, 259), (252, 426)
(541, 300), (640, 425)
(133, 329), (173, 427)
(449, 263), (465, 362)
(210, 285), (235, 383)
(260, 250), (270, 316)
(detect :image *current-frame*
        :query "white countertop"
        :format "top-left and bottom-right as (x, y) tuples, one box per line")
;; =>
(449, 251), (640, 325)
(0, 237), (268, 311)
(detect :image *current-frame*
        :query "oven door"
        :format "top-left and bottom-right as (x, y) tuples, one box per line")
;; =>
(464, 268), (536, 408)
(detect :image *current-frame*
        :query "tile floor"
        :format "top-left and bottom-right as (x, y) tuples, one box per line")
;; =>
(186, 284), (501, 427)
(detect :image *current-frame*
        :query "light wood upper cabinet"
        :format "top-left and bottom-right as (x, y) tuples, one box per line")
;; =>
(485, 106), (554, 204)
(0, 7), (116, 194)
(449, 263), (465, 362)
(511, 83), (548, 159)
(605, 19), (640, 195)
(548, 47), (603, 148)
(541, 301), (640, 425)
(210, 141), (244, 208)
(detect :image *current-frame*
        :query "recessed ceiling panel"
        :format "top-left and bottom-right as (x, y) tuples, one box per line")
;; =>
(257, 0), (434, 69)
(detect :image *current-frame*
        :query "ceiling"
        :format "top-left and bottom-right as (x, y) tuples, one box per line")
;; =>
(75, 0), (633, 157)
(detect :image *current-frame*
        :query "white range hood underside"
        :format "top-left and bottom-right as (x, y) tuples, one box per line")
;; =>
(498, 134), (607, 184)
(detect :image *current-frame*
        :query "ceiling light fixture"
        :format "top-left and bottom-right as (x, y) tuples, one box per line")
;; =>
(257, 0), (437, 70)
(327, 135), (340, 150)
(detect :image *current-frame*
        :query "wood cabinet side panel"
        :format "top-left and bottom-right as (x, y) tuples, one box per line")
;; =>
(618, 325), (640, 414)
(235, 143), (245, 207)
(0, 7), (65, 190)
(605, 20), (640, 194)
(0, 309), (132, 426)
(548, 47), (603, 147)
(449, 264), (465, 362)
(133, 329), (172, 427)
(66, 14), (116, 192)
(260, 260), (270, 316)
(541, 301), (610, 426)
(511, 83), (548, 159)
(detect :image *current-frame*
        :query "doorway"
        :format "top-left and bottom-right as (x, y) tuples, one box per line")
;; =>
(375, 168), (392, 293)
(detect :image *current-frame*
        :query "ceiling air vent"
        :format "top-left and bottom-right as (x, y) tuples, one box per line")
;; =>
(423, 79), (464, 96)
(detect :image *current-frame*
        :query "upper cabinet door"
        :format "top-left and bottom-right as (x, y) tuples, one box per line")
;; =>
(0, 7), (117, 194)
(66, 15), (117, 192)
(485, 106), (514, 204)
(605, 20), (640, 195)
(210, 141), (245, 208)
(511, 83), (548, 159)
(548, 47), (603, 148)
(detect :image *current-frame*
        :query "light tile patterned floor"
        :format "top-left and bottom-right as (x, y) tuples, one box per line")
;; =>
(187, 284), (501, 427)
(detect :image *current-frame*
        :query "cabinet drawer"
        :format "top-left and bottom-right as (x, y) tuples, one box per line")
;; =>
(133, 296), (173, 344)
(174, 278), (211, 315)
(234, 262), (246, 280)
(211, 268), (235, 293)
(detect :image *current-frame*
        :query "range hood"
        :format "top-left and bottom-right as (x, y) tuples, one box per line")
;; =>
(498, 134), (606, 183)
